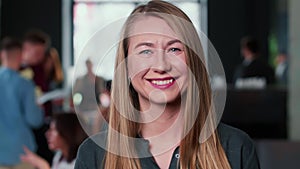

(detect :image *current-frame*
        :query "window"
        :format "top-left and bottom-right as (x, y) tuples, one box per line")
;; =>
(67, 0), (207, 80)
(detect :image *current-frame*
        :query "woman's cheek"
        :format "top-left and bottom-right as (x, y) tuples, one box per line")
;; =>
(127, 55), (153, 79)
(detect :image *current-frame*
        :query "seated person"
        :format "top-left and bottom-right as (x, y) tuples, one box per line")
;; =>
(21, 112), (88, 169)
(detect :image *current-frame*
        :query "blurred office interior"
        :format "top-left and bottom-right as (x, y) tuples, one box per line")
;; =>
(0, 0), (300, 168)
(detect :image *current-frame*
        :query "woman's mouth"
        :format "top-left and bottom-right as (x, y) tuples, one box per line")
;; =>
(147, 77), (176, 89)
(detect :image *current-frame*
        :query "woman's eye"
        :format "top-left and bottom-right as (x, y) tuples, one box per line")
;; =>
(168, 48), (182, 54)
(139, 49), (153, 55)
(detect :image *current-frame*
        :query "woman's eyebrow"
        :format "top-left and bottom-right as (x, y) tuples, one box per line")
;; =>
(167, 39), (182, 46)
(134, 39), (181, 49)
(134, 42), (154, 49)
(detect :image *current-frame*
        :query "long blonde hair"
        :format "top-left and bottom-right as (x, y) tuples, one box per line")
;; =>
(44, 47), (64, 83)
(105, 1), (231, 169)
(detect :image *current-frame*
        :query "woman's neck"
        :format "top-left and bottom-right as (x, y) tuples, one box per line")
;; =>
(61, 147), (69, 161)
(139, 99), (183, 156)
(141, 104), (179, 132)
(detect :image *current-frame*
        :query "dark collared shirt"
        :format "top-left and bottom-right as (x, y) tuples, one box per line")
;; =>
(75, 123), (260, 169)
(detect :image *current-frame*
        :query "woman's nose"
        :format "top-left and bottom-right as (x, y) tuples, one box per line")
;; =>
(152, 49), (171, 73)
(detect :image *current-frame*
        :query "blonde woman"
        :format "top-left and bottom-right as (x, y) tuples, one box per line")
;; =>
(44, 47), (64, 90)
(75, 1), (260, 169)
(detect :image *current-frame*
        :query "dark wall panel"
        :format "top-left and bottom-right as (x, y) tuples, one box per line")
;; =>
(1, 0), (62, 56)
(208, 0), (271, 83)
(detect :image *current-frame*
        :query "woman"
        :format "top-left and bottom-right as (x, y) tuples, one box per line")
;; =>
(75, 1), (260, 169)
(21, 113), (87, 169)
(44, 47), (64, 90)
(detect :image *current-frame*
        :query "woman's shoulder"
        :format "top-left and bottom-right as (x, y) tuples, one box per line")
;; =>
(52, 151), (62, 166)
(217, 123), (260, 169)
(75, 132), (108, 169)
(217, 123), (253, 145)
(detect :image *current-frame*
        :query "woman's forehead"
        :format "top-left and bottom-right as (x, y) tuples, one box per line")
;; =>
(128, 16), (178, 39)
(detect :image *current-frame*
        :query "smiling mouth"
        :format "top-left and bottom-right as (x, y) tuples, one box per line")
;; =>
(147, 77), (176, 89)
(151, 79), (174, 85)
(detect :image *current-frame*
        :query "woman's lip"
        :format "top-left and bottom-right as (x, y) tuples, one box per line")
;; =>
(145, 77), (176, 81)
(146, 77), (176, 89)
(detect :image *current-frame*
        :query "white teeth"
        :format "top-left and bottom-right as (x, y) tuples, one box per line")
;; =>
(151, 79), (173, 85)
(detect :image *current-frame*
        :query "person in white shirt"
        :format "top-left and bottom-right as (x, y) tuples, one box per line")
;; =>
(275, 52), (288, 85)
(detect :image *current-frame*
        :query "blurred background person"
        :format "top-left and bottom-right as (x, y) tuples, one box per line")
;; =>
(233, 36), (275, 86)
(21, 29), (55, 164)
(0, 37), (43, 169)
(43, 47), (65, 113)
(21, 29), (52, 115)
(73, 58), (106, 134)
(21, 112), (88, 169)
(275, 52), (288, 85)
(73, 58), (106, 112)
(44, 47), (64, 91)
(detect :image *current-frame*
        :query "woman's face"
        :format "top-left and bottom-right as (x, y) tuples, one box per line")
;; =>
(45, 121), (66, 151)
(127, 16), (188, 106)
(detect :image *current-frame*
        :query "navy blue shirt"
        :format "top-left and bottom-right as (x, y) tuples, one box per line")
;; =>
(75, 123), (260, 169)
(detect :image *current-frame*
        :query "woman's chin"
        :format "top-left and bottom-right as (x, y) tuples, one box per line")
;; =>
(47, 144), (56, 151)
